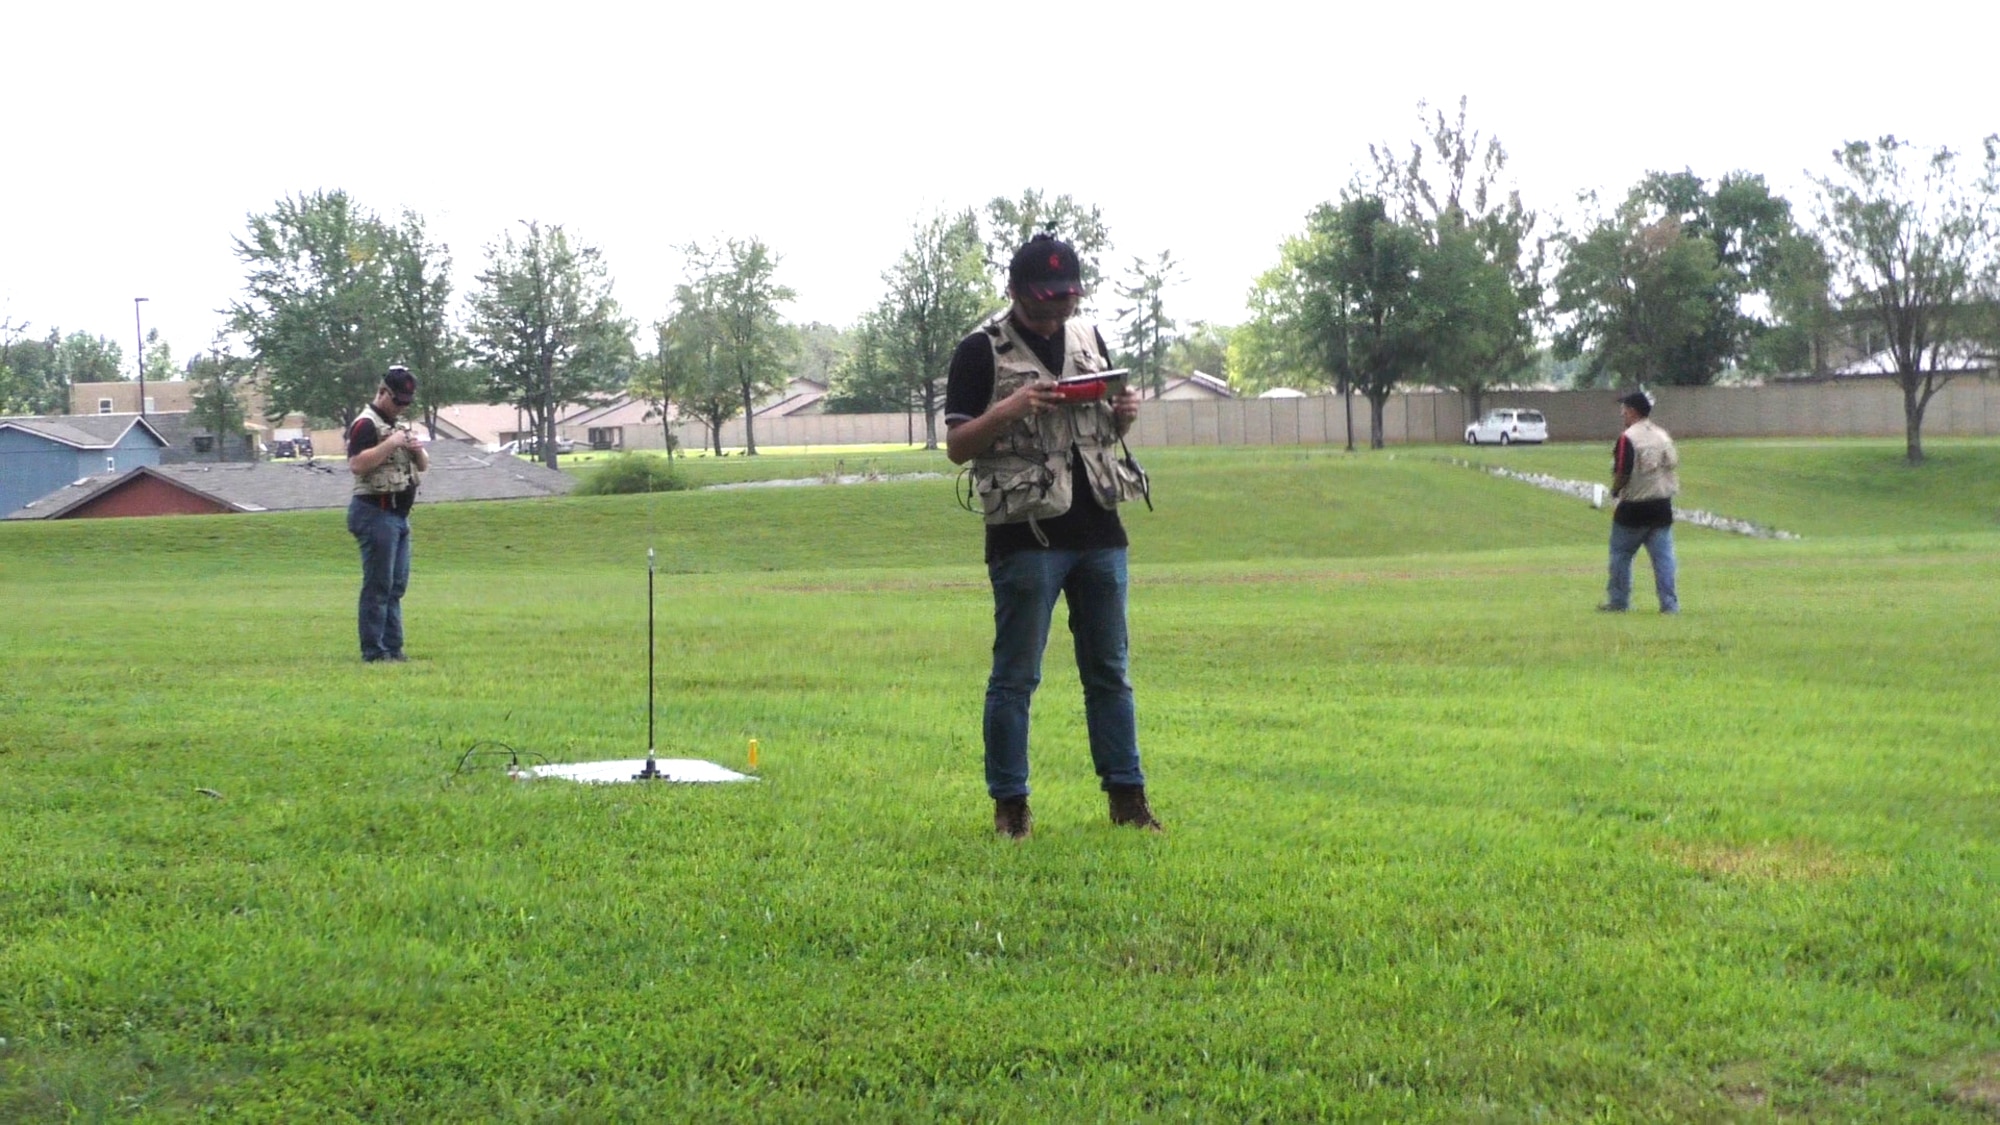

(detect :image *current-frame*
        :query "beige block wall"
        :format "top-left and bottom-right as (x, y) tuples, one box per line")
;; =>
(650, 380), (2000, 453)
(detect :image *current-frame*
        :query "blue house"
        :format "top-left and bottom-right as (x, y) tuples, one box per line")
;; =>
(0, 414), (169, 516)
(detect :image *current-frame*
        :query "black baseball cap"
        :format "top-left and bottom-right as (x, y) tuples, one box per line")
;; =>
(1618, 390), (1653, 416)
(383, 365), (417, 406)
(1009, 233), (1083, 301)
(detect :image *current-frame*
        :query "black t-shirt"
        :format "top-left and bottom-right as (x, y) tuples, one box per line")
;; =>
(1611, 433), (1672, 528)
(945, 317), (1127, 563)
(347, 413), (418, 517)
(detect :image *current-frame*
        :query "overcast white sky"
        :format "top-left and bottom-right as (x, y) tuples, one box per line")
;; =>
(4, 0), (1994, 379)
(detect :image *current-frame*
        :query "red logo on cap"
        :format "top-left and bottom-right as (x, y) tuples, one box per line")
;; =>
(1049, 253), (1062, 269)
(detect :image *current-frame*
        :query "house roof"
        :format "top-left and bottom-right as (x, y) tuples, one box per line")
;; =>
(0, 413), (169, 449)
(560, 393), (676, 428)
(7, 438), (574, 519)
(1146, 371), (1234, 400)
(1830, 341), (1995, 377)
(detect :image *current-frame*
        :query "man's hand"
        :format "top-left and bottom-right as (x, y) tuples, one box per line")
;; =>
(1000, 380), (1057, 422)
(1111, 387), (1140, 421)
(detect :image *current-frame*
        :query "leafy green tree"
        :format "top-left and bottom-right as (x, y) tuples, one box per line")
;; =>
(0, 322), (64, 414)
(632, 311), (709, 459)
(788, 322), (852, 387)
(229, 189), (401, 428)
(1811, 134), (1999, 464)
(382, 210), (471, 435)
(1556, 171), (1801, 388)
(1748, 231), (1839, 375)
(1369, 98), (1540, 414)
(825, 309), (911, 415)
(659, 270), (740, 456)
(1247, 197), (1430, 449)
(56, 331), (125, 387)
(140, 329), (177, 385)
(1553, 203), (1734, 387)
(868, 211), (989, 449)
(467, 221), (635, 469)
(677, 239), (794, 456)
(188, 342), (250, 459)
(1167, 320), (1231, 383)
(984, 190), (1113, 298)
(1113, 251), (1179, 396)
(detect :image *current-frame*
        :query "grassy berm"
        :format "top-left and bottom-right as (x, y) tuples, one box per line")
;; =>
(2, 439), (1996, 1121)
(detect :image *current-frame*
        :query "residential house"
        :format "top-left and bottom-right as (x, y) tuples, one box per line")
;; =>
(7, 439), (574, 520)
(0, 414), (168, 516)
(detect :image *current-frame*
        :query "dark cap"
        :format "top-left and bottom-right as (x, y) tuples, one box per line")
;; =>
(1618, 390), (1653, 416)
(383, 365), (417, 406)
(1008, 233), (1083, 301)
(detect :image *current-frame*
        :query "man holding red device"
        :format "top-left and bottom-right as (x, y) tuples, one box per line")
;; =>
(944, 233), (1159, 839)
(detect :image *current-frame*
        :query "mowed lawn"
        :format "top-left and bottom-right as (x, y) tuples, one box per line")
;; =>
(2, 440), (1996, 1120)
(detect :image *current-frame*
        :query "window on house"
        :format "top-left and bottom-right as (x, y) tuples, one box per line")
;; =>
(106, 456), (117, 472)
(98, 399), (114, 414)
(193, 435), (215, 453)
(143, 397), (156, 413)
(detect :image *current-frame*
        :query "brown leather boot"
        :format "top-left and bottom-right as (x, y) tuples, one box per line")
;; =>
(1107, 785), (1164, 832)
(993, 795), (1032, 839)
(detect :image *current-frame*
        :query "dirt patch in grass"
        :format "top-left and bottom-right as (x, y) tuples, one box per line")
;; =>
(1950, 1053), (2000, 1114)
(1658, 838), (1888, 882)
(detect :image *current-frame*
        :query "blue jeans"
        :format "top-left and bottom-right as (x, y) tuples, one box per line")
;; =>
(1607, 522), (1678, 612)
(983, 547), (1145, 800)
(348, 497), (412, 659)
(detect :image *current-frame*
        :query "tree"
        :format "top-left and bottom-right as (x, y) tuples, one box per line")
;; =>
(702, 239), (795, 456)
(229, 189), (401, 428)
(55, 331), (125, 387)
(868, 211), (989, 449)
(1369, 97), (1542, 414)
(1553, 205), (1735, 388)
(1114, 251), (1179, 396)
(467, 221), (635, 469)
(1748, 231), (1839, 376)
(1246, 197), (1430, 449)
(632, 308), (711, 459)
(823, 311), (911, 415)
(188, 341), (250, 460)
(1167, 321), (1231, 383)
(382, 210), (471, 436)
(1555, 171), (1802, 388)
(984, 190), (1113, 298)
(1811, 135), (1999, 464)
(1, 323), (68, 414)
(658, 268), (740, 456)
(140, 329), (177, 385)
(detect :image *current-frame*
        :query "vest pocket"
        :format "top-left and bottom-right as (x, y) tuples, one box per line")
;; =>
(1080, 446), (1150, 508)
(975, 451), (1072, 525)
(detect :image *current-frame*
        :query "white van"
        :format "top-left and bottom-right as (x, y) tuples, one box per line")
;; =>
(1464, 408), (1548, 446)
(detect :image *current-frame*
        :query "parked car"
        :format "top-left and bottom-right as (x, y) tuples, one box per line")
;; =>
(498, 436), (575, 457)
(1464, 408), (1548, 446)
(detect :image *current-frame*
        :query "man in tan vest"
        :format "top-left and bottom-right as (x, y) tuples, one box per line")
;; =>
(1600, 390), (1679, 613)
(346, 366), (430, 662)
(944, 233), (1159, 839)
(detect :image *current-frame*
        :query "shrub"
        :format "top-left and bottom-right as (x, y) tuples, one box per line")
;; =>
(574, 453), (687, 495)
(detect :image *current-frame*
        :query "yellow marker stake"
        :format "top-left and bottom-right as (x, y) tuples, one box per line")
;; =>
(747, 738), (760, 770)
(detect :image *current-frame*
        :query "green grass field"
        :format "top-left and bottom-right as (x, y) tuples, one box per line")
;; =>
(3, 439), (1997, 1120)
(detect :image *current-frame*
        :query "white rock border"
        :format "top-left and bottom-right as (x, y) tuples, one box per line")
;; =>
(1442, 458), (1801, 540)
(703, 471), (947, 491)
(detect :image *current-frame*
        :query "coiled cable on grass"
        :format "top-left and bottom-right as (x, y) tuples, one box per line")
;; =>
(451, 739), (553, 778)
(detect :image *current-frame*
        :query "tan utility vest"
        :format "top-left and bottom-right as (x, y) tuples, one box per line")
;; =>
(351, 405), (421, 497)
(1621, 418), (1679, 502)
(968, 315), (1147, 529)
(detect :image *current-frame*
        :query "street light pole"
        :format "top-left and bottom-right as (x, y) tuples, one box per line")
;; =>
(133, 297), (150, 416)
